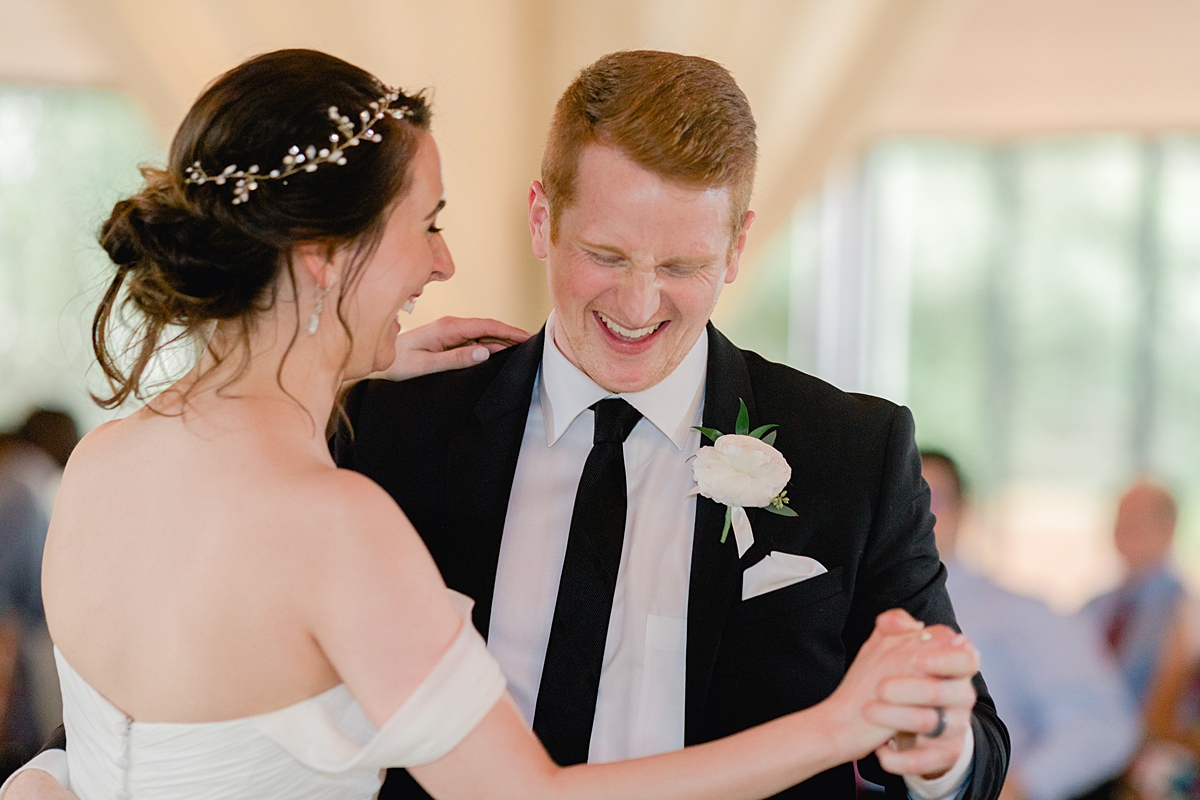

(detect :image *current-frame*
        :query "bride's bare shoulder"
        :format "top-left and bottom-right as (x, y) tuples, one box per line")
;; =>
(67, 417), (123, 452)
(306, 468), (406, 525)
(287, 468), (456, 632)
(56, 416), (141, 482)
(61, 408), (176, 466)
(290, 468), (429, 562)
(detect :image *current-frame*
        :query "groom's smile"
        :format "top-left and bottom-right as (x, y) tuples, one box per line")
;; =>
(594, 310), (667, 348)
(529, 143), (754, 394)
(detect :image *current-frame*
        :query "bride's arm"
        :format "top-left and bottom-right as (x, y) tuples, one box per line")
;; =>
(0, 771), (74, 800)
(304, 473), (977, 800)
(410, 618), (973, 800)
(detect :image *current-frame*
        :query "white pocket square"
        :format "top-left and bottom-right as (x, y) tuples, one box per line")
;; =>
(742, 552), (828, 601)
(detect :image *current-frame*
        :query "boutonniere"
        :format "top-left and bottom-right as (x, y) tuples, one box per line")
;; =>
(688, 399), (796, 557)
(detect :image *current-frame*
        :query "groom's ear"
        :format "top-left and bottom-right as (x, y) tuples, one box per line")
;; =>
(529, 180), (552, 260)
(723, 210), (755, 285)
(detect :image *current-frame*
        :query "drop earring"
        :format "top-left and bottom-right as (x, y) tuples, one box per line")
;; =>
(307, 284), (331, 335)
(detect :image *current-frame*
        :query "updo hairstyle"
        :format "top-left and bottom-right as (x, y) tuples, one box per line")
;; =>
(93, 48), (430, 408)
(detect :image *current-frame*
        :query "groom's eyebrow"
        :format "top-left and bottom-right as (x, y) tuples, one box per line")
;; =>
(579, 239), (627, 257)
(425, 199), (446, 220)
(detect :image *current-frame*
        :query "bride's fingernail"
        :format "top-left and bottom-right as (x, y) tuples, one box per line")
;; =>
(952, 634), (966, 645)
(920, 630), (933, 641)
(472, 347), (490, 362)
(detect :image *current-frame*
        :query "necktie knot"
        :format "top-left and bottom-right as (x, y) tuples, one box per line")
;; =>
(591, 398), (643, 444)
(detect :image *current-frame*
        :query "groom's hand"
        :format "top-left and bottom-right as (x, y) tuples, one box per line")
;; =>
(866, 623), (979, 780)
(380, 316), (530, 380)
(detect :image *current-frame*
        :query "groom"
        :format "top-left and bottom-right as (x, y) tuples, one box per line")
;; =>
(339, 51), (1007, 799)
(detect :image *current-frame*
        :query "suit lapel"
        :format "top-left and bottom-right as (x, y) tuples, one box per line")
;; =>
(685, 324), (756, 743)
(446, 329), (544, 637)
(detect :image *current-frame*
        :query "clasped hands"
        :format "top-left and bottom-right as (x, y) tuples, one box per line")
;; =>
(826, 608), (980, 781)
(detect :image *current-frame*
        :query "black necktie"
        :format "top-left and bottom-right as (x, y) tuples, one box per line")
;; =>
(532, 398), (643, 765)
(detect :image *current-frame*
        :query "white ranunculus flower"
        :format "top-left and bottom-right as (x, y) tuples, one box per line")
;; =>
(691, 434), (791, 509)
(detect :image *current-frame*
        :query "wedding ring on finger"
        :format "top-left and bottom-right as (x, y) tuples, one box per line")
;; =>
(927, 706), (947, 739)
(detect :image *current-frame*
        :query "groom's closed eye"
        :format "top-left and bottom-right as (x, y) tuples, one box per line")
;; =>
(584, 249), (624, 266)
(660, 263), (710, 278)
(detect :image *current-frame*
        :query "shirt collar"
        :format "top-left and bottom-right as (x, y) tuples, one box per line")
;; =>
(539, 311), (708, 450)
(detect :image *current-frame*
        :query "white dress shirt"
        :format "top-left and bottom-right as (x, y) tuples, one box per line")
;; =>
(488, 313), (707, 762)
(486, 314), (971, 798)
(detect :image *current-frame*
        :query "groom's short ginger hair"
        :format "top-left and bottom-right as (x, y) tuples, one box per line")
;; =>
(541, 50), (757, 242)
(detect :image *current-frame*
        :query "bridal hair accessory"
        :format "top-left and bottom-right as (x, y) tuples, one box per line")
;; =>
(689, 399), (796, 557)
(307, 283), (331, 335)
(183, 88), (412, 205)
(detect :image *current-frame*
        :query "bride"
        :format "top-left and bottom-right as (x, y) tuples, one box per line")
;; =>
(3, 49), (975, 800)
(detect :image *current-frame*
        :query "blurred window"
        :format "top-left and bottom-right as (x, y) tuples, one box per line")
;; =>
(0, 85), (161, 432)
(718, 136), (1200, 609)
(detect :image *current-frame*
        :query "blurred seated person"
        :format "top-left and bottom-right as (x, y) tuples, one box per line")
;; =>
(923, 451), (1139, 800)
(1082, 482), (1184, 708)
(1129, 593), (1200, 800)
(2, 410), (78, 519)
(0, 439), (49, 778)
(0, 410), (78, 780)
(1121, 485), (1200, 800)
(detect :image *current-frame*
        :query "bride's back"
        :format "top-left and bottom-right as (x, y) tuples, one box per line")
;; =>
(38, 48), (443, 726)
(31, 47), (463, 743)
(44, 401), (343, 722)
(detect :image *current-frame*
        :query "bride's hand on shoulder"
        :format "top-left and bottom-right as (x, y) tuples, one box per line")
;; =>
(379, 316), (530, 381)
(820, 609), (979, 763)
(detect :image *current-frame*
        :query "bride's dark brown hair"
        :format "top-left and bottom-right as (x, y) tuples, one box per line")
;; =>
(93, 48), (430, 408)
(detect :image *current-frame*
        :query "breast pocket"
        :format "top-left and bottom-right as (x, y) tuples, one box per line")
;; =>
(734, 565), (845, 625)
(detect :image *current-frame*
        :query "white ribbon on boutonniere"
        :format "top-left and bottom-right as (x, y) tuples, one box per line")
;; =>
(687, 399), (797, 557)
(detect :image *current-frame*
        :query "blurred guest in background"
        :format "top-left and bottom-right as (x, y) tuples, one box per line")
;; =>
(923, 451), (1139, 800)
(0, 409), (78, 781)
(4, 411), (78, 519)
(1083, 482), (1184, 709)
(1129, 593), (1200, 800)
(1116, 484), (1200, 800)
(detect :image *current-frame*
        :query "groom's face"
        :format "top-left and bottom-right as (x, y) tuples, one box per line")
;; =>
(530, 143), (753, 393)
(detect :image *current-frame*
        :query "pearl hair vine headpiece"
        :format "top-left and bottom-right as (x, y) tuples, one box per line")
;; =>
(182, 87), (411, 205)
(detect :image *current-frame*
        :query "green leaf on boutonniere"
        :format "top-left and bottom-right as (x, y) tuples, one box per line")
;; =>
(735, 399), (750, 436)
(761, 430), (778, 446)
(693, 426), (725, 443)
(764, 503), (798, 517)
(764, 490), (798, 517)
(748, 423), (779, 440)
(721, 506), (732, 543)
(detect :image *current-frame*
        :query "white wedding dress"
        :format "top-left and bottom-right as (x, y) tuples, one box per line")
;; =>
(16, 591), (505, 800)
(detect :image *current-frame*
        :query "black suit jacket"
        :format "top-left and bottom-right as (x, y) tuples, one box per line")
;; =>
(331, 325), (1009, 800)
